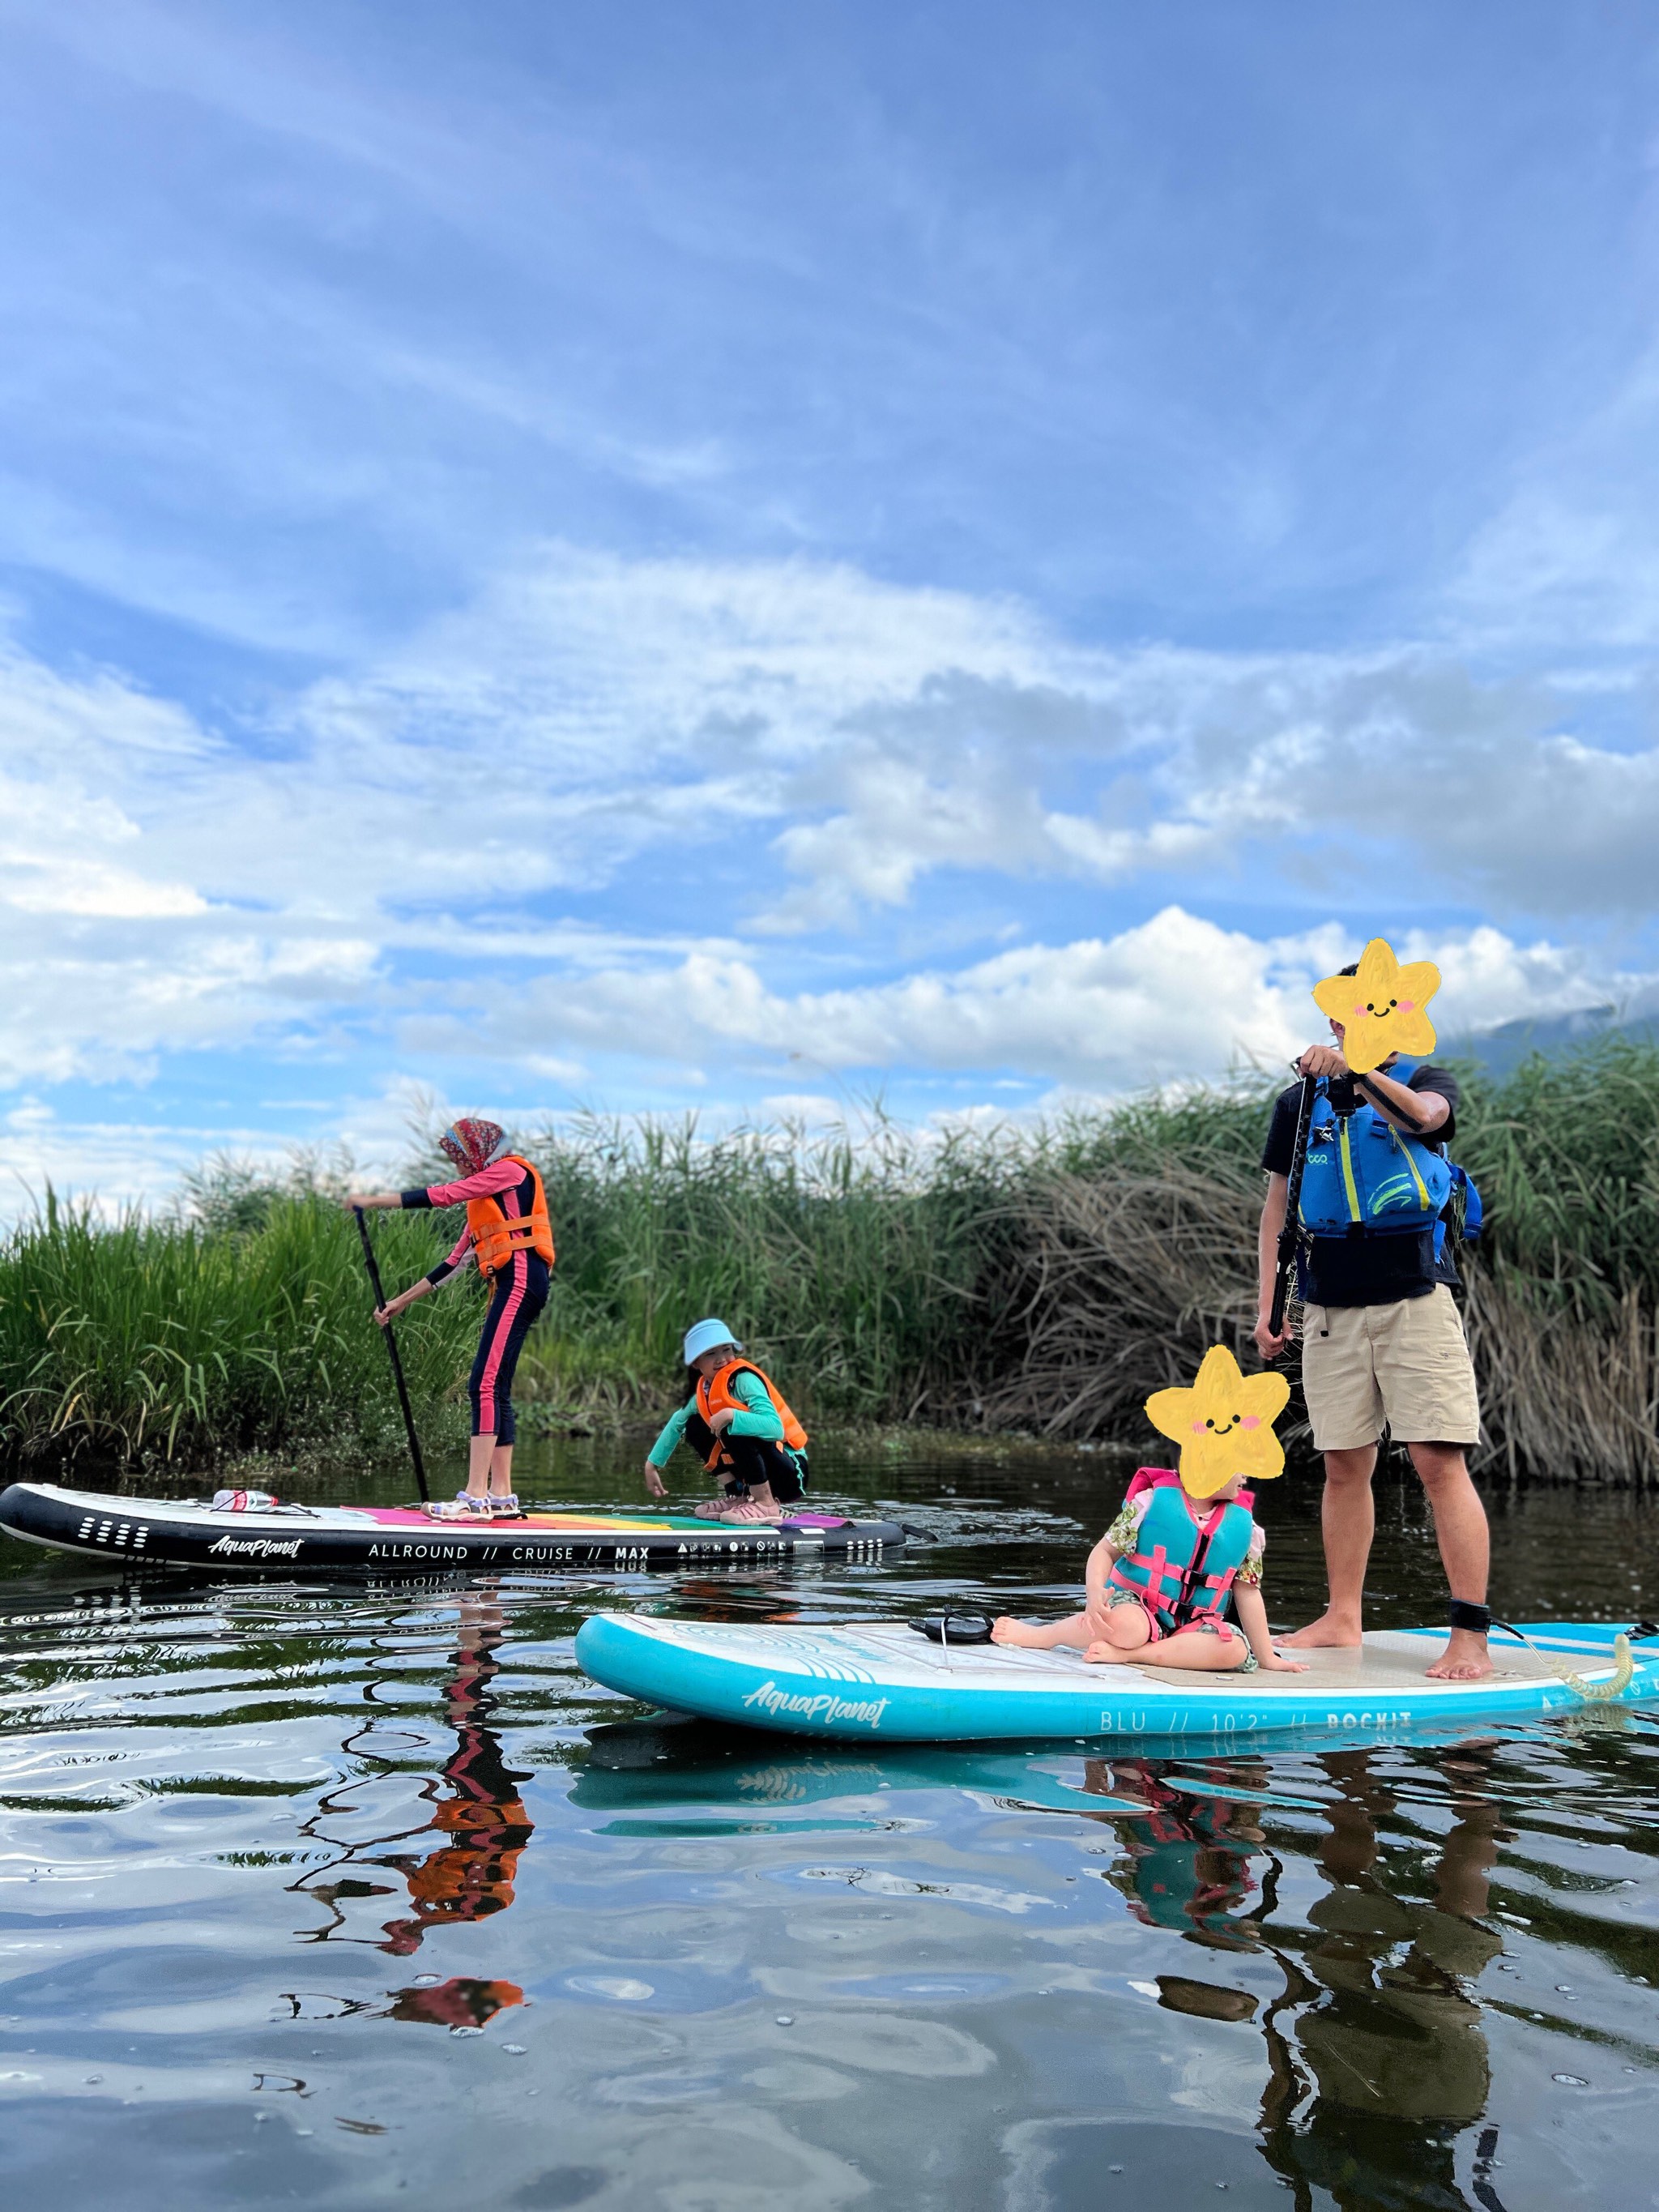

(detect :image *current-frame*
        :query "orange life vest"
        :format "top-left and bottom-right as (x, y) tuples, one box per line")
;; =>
(695, 1359), (808, 1470)
(406, 1808), (529, 1916)
(465, 1155), (555, 1279)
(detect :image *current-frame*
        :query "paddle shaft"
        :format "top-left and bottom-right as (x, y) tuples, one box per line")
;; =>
(353, 1207), (429, 1502)
(1268, 1073), (1318, 1340)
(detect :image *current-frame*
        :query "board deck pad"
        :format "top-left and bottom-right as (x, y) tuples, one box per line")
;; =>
(574, 1612), (1659, 1749)
(0, 1483), (904, 1575)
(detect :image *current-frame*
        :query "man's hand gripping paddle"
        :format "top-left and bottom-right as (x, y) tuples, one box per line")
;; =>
(353, 1206), (430, 1503)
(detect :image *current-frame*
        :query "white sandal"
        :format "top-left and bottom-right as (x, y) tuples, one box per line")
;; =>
(425, 1492), (493, 1521)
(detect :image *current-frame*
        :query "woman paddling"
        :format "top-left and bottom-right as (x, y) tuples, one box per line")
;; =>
(346, 1119), (553, 1521)
(642, 1319), (809, 1523)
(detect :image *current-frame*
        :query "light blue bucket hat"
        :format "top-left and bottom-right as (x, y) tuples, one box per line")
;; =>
(683, 1317), (742, 1364)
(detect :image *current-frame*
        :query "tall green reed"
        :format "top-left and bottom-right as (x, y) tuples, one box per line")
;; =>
(4, 1036), (1657, 1479)
(521, 1111), (1011, 1420)
(0, 1182), (477, 1468)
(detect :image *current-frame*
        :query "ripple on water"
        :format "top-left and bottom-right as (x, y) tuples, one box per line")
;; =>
(2, 1441), (1657, 2209)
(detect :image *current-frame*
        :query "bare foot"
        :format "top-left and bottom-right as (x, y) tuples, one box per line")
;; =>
(991, 1617), (1046, 1647)
(1279, 1612), (1363, 1650)
(1424, 1630), (1494, 1681)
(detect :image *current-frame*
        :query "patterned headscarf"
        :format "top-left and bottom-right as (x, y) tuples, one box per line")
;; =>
(438, 1117), (509, 1177)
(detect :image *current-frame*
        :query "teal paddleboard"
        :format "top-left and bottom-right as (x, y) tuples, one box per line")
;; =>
(574, 1612), (1657, 1747)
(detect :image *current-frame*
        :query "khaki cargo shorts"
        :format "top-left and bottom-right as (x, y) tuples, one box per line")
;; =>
(1299, 1284), (1481, 1451)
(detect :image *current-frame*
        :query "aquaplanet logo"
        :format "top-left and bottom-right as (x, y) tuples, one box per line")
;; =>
(741, 1679), (889, 1728)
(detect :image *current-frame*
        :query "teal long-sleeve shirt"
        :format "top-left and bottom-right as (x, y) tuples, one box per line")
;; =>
(647, 1370), (787, 1469)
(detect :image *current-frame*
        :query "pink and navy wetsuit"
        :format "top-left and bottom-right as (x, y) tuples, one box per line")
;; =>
(399, 1162), (549, 1444)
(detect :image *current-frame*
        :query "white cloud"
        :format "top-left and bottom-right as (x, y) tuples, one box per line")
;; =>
(0, 926), (382, 1089)
(0, 1095), (284, 1218)
(0, 1078), (501, 1218)
(7, 549), (1655, 946)
(0, 551), (1102, 1088)
(283, 549), (1659, 930)
(429, 907), (1635, 1095)
(292, 545), (1072, 805)
(1401, 925), (1641, 1033)
(757, 1092), (845, 1126)
(2, 546), (1655, 1109)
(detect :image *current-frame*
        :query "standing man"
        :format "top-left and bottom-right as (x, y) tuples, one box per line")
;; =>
(1253, 975), (1491, 1680)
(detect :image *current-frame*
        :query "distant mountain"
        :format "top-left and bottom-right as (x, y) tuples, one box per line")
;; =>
(1443, 1004), (1659, 1077)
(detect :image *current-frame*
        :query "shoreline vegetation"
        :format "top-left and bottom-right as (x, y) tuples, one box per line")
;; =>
(2, 1036), (1657, 1486)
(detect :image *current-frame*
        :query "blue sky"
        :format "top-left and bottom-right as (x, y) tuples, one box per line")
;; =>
(4, 1), (1659, 1202)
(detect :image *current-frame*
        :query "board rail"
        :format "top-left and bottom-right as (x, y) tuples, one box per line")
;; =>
(0, 1482), (903, 1576)
(574, 1611), (1659, 1748)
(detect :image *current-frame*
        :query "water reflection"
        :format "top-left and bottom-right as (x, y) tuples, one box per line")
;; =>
(2, 1444), (1656, 2211)
(1091, 1756), (1269, 1950)
(1072, 1745), (1511, 2208)
(293, 1587), (530, 2030)
(378, 1592), (533, 1955)
(580, 1717), (1516, 2206)
(1256, 1746), (1506, 2212)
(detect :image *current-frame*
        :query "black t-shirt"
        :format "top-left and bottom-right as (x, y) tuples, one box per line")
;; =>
(1261, 1065), (1461, 1308)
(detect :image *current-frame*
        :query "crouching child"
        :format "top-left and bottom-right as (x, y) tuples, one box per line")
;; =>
(642, 1317), (809, 1524)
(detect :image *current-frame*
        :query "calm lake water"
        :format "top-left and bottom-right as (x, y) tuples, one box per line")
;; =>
(2, 1437), (1657, 2212)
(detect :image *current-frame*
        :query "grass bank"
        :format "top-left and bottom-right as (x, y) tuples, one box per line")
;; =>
(2, 1036), (1657, 1482)
(0, 1178), (478, 1471)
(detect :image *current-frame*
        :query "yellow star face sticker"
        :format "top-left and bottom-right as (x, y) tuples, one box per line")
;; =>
(1311, 937), (1440, 1074)
(1145, 1345), (1291, 1499)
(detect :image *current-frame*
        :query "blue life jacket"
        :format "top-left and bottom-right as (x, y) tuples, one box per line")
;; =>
(1107, 1479), (1257, 1635)
(1297, 1078), (1480, 1259)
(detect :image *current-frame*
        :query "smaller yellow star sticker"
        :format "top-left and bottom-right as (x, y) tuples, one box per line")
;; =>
(1145, 1345), (1290, 1499)
(1311, 937), (1441, 1074)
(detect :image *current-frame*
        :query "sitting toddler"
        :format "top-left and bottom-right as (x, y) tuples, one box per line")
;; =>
(992, 1464), (1308, 1676)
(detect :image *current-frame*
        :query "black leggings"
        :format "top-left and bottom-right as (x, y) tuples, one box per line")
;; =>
(684, 1411), (808, 1504)
(468, 1253), (548, 1444)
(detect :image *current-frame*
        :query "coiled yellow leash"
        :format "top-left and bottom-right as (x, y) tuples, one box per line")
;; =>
(1493, 1621), (1649, 1705)
(1550, 1633), (1635, 1704)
